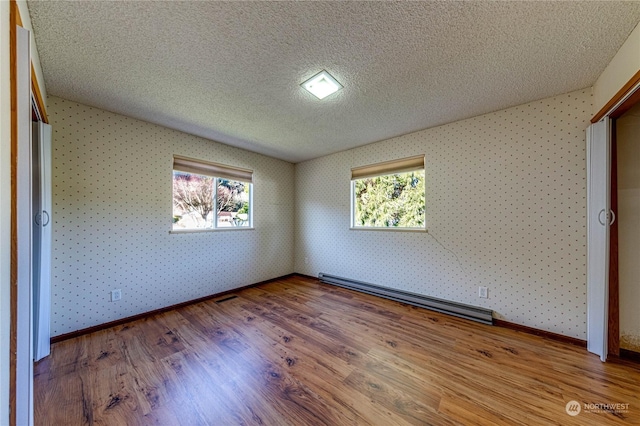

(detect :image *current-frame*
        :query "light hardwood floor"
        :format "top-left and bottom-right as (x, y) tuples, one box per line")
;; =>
(34, 275), (640, 425)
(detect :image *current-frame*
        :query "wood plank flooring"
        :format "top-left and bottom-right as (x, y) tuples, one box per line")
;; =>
(34, 275), (640, 425)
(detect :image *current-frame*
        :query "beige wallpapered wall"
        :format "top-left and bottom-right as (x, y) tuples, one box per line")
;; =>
(48, 96), (295, 336)
(295, 88), (592, 339)
(50, 88), (592, 339)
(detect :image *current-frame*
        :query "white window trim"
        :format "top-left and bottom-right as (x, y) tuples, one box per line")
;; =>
(170, 227), (255, 234)
(348, 226), (427, 232)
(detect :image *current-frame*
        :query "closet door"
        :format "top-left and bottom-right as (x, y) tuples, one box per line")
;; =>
(586, 119), (612, 362)
(33, 121), (52, 361)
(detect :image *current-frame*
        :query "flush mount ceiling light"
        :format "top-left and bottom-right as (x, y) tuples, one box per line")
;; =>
(301, 70), (343, 100)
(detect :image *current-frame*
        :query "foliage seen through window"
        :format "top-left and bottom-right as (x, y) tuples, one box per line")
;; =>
(353, 171), (425, 228)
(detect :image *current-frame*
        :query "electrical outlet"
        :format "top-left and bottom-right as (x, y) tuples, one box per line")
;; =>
(478, 287), (488, 299)
(304, 257), (309, 265)
(111, 289), (122, 302)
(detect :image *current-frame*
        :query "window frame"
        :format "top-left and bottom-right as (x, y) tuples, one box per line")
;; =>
(350, 155), (426, 232)
(171, 156), (254, 233)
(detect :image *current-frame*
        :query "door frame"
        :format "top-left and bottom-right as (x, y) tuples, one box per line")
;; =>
(9, 1), (49, 424)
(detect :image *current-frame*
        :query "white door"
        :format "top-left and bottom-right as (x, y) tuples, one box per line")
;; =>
(16, 25), (34, 425)
(33, 121), (52, 361)
(586, 119), (612, 362)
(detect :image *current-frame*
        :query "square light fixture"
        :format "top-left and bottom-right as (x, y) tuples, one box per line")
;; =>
(301, 70), (343, 100)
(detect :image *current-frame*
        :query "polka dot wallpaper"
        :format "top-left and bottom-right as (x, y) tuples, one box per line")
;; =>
(50, 88), (591, 339)
(49, 96), (295, 336)
(295, 88), (592, 339)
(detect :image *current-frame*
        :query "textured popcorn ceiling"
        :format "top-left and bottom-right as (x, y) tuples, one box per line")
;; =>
(28, 1), (640, 163)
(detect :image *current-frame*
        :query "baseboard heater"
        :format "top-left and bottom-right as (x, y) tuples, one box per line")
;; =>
(318, 273), (493, 325)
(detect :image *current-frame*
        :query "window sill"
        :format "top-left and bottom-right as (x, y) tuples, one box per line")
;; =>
(349, 227), (427, 232)
(170, 227), (255, 234)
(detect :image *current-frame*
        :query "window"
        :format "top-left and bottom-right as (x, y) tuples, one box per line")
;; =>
(351, 155), (425, 230)
(172, 155), (253, 231)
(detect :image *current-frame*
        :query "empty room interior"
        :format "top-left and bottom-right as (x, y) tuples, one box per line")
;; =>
(4, 1), (640, 425)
